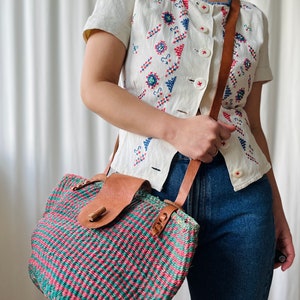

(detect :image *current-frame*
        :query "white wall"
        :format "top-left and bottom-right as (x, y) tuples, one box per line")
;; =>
(0, 1), (298, 299)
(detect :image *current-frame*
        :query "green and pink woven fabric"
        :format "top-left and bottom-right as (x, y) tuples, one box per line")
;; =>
(29, 174), (199, 299)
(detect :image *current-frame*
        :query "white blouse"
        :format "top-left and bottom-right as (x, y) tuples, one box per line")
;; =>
(83, 0), (273, 191)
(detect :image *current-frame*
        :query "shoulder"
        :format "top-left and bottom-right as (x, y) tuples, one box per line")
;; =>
(239, 1), (268, 26)
(83, 0), (136, 47)
(240, 1), (266, 16)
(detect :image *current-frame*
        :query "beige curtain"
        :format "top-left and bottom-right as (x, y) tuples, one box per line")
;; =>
(0, 1), (298, 299)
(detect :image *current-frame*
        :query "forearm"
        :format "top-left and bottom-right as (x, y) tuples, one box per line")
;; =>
(81, 80), (178, 142)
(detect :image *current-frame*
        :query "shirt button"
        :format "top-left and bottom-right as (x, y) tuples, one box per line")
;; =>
(233, 170), (243, 178)
(198, 48), (211, 58)
(196, 2), (210, 14)
(199, 26), (209, 34)
(220, 140), (230, 150)
(194, 78), (207, 90)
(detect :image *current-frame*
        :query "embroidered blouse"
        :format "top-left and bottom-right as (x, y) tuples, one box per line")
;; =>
(83, 0), (273, 191)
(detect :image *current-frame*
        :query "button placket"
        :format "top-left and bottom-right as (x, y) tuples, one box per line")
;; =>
(194, 2), (213, 60)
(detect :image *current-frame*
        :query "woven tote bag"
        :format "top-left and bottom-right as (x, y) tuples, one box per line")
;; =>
(28, 173), (199, 299)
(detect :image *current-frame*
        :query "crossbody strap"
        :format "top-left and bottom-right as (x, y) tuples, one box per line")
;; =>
(150, 0), (240, 236)
(174, 0), (240, 208)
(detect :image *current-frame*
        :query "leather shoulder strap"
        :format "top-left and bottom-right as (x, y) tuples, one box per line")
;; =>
(174, 0), (240, 208)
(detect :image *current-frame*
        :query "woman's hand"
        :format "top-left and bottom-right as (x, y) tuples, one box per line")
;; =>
(165, 115), (235, 162)
(274, 208), (295, 271)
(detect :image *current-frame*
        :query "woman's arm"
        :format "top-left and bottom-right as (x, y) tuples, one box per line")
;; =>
(244, 82), (295, 271)
(80, 30), (235, 162)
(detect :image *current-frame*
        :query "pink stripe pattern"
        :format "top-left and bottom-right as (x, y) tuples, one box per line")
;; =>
(28, 174), (199, 299)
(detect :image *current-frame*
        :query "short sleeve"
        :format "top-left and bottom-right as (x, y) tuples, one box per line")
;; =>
(83, 0), (135, 49)
(254, 12), (273, 83)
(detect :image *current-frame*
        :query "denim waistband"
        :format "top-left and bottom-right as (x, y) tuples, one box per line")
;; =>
(173, 151), (225, 165)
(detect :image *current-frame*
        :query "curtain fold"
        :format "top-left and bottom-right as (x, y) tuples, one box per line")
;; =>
(0, 1), (298, 299)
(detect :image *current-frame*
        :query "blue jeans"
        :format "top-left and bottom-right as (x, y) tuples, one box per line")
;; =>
(152, 153), (275, 300)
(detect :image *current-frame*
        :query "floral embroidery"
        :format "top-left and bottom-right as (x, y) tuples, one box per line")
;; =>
(86, 0), (272, 188)
(133, 1), (262, 170)
(244, 58), (251, 71)
(155, 41), (168, 55)
(162, 12), (175, 26)
(133, 1), (189, 167)
(146, 72), (160, 89)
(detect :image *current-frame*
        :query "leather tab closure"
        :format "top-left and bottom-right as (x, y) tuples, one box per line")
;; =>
(150, 201), (179, 237)
(78, 173), (151, 229)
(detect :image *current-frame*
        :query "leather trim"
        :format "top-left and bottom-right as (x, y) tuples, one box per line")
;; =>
(78, 173), (151, 229)
(150, 204), (178, 237)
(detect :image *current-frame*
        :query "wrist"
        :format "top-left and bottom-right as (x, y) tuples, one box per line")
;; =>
(159, 114), (181, 146)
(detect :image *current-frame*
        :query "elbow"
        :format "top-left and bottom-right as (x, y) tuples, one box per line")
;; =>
(80, 78), (117, 113)
(80, 81), (99, 112)
(80, 84), (91, 110)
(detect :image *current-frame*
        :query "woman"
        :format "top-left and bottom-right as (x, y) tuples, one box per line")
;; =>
(81, 0), (295, 298)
